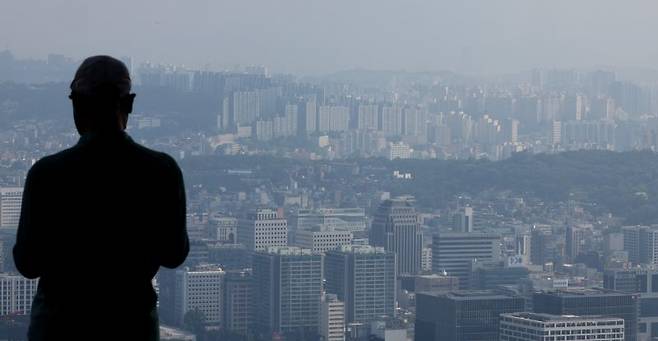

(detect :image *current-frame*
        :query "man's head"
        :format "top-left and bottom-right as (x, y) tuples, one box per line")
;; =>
(69, 55), (136, 135)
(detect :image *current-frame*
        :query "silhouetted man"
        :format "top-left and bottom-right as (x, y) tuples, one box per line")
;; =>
(13, 55), (189, 340)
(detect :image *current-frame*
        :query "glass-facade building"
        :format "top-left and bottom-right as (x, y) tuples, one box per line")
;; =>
(532, 289), (639, 341)
(415, 290), (525, 341)
(252, 247), (322, 340)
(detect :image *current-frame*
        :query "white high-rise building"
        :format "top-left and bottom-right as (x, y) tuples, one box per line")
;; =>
(238, 208), (288, 251)
(296, 227), (353, 254)
(500, 312), (624, 341)
(388, 142), (412, 160)
(233, 90), (261, 125)
(0, 273), (39, 316)
(381, 105), (403, 136)
(0, 187), (23, 229)
(174, 265), (225, 326)
(319, 294), (345, 341)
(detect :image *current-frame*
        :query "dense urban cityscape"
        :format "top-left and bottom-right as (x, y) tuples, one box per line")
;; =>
(3, 49), (658, 340)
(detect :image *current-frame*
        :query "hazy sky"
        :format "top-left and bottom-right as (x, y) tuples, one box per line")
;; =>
(2, 0), (658, 75)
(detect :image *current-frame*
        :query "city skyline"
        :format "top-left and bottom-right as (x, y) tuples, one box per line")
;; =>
(3, 1), (658, 75)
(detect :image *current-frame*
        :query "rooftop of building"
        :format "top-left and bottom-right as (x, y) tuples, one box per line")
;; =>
(502, 312), (623, 323)
(536, 287), (635, 297)
(265, 246), (314, 256)
(418, 290), (521, 300)
(330, 244), (388, 254)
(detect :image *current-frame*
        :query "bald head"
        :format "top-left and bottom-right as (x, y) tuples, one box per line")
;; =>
(70, 55), (131, 97)
(69, 55), (136, 135)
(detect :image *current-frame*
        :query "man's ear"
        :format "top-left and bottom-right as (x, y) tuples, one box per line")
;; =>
(121, 94), (136, 114)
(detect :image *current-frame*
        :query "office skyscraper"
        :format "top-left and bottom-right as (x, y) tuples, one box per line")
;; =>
(415, 290), (525, 341)
(603, 268), (658, 341)
(252, 247), (322, 340)
(173, 265), (225, 327)
(324, 245), (396, 324)
(432, 232), (501, 289)
(223, 269), (253, 337)
(0, 187), (22, 229)
(533, 289), (639, 341)
(295, 227), (353, 254)
(453, 206), (474, 233)
(500, 313), (624, 341)
(565, 225), (585, 262)
(622, 226), (658, 265)
(370, 196), (423, 275)
(0, 273), (39, 316)
(238, 208), (288, 251)
(530, 225), (561, 266)
(623, 226), (642, 264)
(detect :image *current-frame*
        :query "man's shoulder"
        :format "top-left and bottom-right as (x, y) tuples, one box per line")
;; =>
(28, 147), (77, 175)
(129, 141), (180, 172)
(30, 140), (180, 175)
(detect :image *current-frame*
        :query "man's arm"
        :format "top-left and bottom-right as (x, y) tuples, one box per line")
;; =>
(159, 156), (189, 268)
(13, 165), (44, 279)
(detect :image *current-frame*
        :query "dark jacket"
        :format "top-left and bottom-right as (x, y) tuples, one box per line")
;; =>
(13, 130), (189, 340)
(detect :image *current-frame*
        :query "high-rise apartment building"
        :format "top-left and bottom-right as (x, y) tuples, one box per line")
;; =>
(318, 106), (350, 132)
(252, 247), (323, 340)
(370, 196), (422, 275)
(415, 290), (525, 341)
(0, 187), (23, 229)
(533, 289), (639, 341)
(238, 208), (288, 251)
(319, 294), (345, 341)
(357, 104), (379, 131)
(432, 232), (501, 289)
(305, 98), (317, 133)
(324, 245), (396, 324)
(500, 313), (624, 341)
(381, 105), (403, 136)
